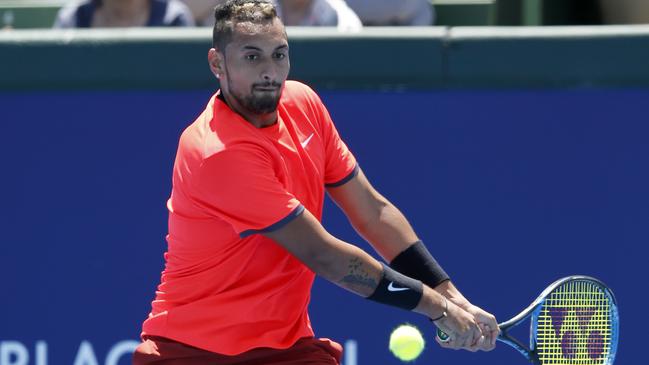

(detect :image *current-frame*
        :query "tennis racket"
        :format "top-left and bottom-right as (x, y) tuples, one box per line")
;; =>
(437, 275), (619, 365)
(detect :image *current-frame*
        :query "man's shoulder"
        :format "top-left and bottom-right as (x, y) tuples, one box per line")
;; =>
(282, 80), (322, 106)
(181, 94), (270, 161)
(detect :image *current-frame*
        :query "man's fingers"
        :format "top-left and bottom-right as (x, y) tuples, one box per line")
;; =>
(468, 335), (484, 352)
(468, 324), (485, 351)
(451, 331), (472, 350)
(481, 332), (496, 351)
(491, 325), (500, 347)
(472, 309), (499, 351)
(456, 336), (472, 350)
(437, 331), (486, 352)
(484, 322), (499, 349)
(436, 336), (461, 350)
(478, 324), (496, 351)
(455, 326), (479, 350)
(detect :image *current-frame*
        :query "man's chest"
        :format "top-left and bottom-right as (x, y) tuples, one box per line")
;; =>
(267, 116), (326, 214)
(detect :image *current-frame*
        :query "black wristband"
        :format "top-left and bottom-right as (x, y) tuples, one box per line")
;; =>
(367, 263), (424, 311)
(390, 240), (450, 289)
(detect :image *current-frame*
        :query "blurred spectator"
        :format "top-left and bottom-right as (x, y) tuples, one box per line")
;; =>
(54, 0), (195, 28)
(2, 10), (14, 30)
(346, 0), (433, 25)
(600, 0), (649, 24)
(275, 0), (361, 31)
(183, 0), (361, 31)
(183, 0), (223, 25)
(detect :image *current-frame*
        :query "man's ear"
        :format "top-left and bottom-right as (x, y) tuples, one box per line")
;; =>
(208, 48), (224, 79)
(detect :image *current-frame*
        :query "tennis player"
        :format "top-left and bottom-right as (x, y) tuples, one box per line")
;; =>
(134, 0), (498, 363)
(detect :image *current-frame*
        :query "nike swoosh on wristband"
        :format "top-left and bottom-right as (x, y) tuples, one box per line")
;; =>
(387, 282), (410, 292)
(301, 133), (314, 148)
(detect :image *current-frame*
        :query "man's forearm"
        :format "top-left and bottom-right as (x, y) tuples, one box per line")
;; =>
(309, 237), (446, 317)
(434, 280), (471, 309)
(325, 244), (383, 297)
(351, 196), (419, 261)
(350, 197), (459, 302)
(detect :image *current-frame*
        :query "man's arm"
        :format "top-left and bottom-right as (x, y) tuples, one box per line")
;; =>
(326, 168), (417, 261)
(326, 168), (498, 350)
(263, 208), (483, 350)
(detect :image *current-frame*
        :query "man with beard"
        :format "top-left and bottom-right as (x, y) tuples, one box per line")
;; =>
(134, 0), (498, 363)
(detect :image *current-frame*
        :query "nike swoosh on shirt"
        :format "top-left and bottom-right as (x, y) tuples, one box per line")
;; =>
(301, 133), (314, 148)
(388, 282), (410, 292)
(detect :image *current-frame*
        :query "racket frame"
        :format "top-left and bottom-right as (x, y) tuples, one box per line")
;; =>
(437, 275), (619, 365)
(501, 275), (619, 365)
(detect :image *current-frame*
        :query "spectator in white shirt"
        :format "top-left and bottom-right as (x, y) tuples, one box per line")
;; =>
(184, 0), (361, 31)
(346, 0), (434, 25)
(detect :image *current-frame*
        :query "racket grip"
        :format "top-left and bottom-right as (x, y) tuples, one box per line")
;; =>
(436, 328), (450, 343)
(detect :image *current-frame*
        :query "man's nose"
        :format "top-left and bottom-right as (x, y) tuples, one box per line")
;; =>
(260, 63), (277, 82)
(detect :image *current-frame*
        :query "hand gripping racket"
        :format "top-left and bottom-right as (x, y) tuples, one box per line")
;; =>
(437, 275), (619, 365)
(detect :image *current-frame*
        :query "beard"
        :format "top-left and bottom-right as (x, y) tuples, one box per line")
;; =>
(230, 81), (282, 115)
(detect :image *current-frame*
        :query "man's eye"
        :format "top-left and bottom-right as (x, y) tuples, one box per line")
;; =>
(274, 53), (286, 60)
(245, 54), (258, 61)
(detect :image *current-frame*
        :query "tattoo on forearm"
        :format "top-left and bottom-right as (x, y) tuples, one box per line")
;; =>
(341, 257), (377, 290)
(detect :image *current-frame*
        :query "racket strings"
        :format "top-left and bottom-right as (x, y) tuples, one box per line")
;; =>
(535, 280), (614, 365)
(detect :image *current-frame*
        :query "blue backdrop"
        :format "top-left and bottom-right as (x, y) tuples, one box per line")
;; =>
(1, 88), (647, 365)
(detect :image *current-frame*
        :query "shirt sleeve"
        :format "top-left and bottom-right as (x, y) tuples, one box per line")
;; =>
(307, 88), (358, 187)
(190, 144), (303, 237)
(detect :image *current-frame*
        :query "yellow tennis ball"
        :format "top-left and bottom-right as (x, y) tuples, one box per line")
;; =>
(389, 324), (425, 362)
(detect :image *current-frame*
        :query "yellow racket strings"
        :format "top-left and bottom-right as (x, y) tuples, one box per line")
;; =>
(536, 280), (612, 365)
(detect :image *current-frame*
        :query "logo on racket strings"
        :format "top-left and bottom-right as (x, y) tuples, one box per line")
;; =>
(546, 307), (605, 360)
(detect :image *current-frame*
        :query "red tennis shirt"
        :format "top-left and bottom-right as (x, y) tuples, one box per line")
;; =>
(141, 80), (358, 355)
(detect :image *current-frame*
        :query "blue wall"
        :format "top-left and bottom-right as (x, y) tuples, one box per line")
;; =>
(1, 89), (647, 364)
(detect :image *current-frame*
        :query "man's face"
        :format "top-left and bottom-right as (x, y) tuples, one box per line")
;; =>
(214, 18), (290, 115)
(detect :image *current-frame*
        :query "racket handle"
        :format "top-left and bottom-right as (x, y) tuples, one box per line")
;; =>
(436, 328), (450, 343)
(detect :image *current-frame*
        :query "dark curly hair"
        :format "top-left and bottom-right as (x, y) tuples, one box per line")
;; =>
(212, 0), (280, 52)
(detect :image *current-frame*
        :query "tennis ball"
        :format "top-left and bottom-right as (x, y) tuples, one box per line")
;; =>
(389, 324), (425, 362)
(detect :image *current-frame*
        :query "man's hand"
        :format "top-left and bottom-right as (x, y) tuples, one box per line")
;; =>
(461, 304), (499, 351)
(432, 281), (498, 351)
(433, 299), (485, 351)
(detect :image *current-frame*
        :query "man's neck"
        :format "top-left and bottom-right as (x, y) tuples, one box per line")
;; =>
(221, 92), (277, 128)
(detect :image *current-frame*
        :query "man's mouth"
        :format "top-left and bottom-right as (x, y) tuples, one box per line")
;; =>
(253, 83), (281, 91)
